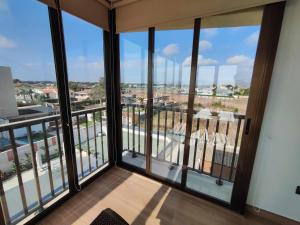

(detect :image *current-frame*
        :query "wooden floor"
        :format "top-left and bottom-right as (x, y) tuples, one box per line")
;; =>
(38, 167), (280, 225)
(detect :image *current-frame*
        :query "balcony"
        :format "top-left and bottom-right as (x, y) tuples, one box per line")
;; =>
(121, 103), (244, 202)
(0, 0), (298, 224)
(0, 107), (109, 224)
(0, 103), (244, 223)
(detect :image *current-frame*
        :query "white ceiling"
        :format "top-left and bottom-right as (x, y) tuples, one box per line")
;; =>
(40, 0), (285, 32)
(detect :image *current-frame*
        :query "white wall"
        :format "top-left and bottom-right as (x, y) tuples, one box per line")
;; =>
(0, 67), (18, 118)
(247, 0), (300, 222)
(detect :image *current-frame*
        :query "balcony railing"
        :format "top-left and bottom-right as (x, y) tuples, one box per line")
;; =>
(121, 103), (245, 184)
(0, 107), (108, 225)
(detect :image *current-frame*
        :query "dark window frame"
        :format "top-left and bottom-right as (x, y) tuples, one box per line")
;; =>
(116, 1), (286, 213)
(0, 2), (285, 225)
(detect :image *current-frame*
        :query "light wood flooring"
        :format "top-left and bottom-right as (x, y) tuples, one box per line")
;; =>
(38, 167), (280, 225)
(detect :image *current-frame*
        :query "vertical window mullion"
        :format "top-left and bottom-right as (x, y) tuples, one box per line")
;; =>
(181, 18), (201, 187)
(48, 5), (78, 193)
(146, 27), (155, 174)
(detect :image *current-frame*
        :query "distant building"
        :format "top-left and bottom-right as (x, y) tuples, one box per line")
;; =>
(74, 90), (91, 101)
(42, 87), (59, 99)
(0, 67), (19, 118)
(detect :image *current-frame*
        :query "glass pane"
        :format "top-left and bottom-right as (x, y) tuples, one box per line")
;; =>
(186, 10), (263, 202)
(62, 11), (109, 182)
(120, 32), (148, 169)
(151, 27), (193, 183)
(0, 1), (68, 223)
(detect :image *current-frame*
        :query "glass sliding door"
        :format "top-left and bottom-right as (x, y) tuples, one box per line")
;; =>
(0, 1), (68, 223)
(186, 10), (263, 202)
(62, 12), (109, 182)
(150, 26), (194, 182)
(120, 32), (148, 169)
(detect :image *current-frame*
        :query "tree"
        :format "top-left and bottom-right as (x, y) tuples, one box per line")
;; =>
(136, 97), (144, 104)
(19, 88), (28, 101)
(28, 89), (34, 102)
(90, 77), (106, 104)
(69, 82), (81, 92)
(212, 84), (217, 96)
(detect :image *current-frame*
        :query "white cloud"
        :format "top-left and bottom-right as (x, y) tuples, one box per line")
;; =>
(226, 55), (254, 87)
(198, 55), (218, 65)
(199, 40), (212, 51)
(0, 34), (16, 48)
(202, 28), (218, 38)
(162, 44), (179, 56)
(245, 31), (259, 46)
(183, 55), (218, 67)
(226, 55), (254, 65)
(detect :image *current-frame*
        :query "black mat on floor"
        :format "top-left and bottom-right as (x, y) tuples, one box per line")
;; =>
(90, 208), (129, 225)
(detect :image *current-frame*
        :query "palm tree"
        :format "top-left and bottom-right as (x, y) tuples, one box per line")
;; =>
(91, 77), (106, 105)
(19, 89), (28, 101)
(28, 89), (34, 102)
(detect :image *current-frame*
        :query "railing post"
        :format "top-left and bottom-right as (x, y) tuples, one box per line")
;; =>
(0, 171), (10, 225)
(177, 110), (183, 165)
(76, 115), (84, 178)
(216, 121), (230, 185)
(163, 107), (168, 160)
(85, 113), (92, 172)
(229, 118), (241, 181)
(27, 125), (43, 207)
(8, 128), (28, 214)
(42, 122), (55, 196)
(127, 105), (130, 150)
(200, 119), (210, 172)
(100, 110), (105, 164)
(55, 119), (66, 189)
(156, 107), (160, 158)
(92, 112), (99, 168)
(210, 119), (220, 176)
(138, 105), (141, 154)
(192, 118), (200, 169)
(132, 105), (137, 158)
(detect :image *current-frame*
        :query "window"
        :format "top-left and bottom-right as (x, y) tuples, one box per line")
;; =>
(151, 28), (194, 183)
(62, 11), (109, 181)
(186, 13), (263, 202)
(120, 31), (148, 169)
(0, 1), (67, 223)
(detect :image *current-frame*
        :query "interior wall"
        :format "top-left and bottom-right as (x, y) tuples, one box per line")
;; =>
(247, 0), (300, 222)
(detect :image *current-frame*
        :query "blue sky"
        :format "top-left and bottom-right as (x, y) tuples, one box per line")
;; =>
(0, 0), (260, 86)
(121, 26), (261, 87)
(0, 0), (104, 82)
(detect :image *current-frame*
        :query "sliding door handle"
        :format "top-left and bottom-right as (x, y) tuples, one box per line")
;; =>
(245, 118), (251, 135)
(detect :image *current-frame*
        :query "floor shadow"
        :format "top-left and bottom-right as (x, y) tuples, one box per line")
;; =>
(39, 166), (280, 225)
(131, 185), (240, 225)
(131, 185), (169, 225)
